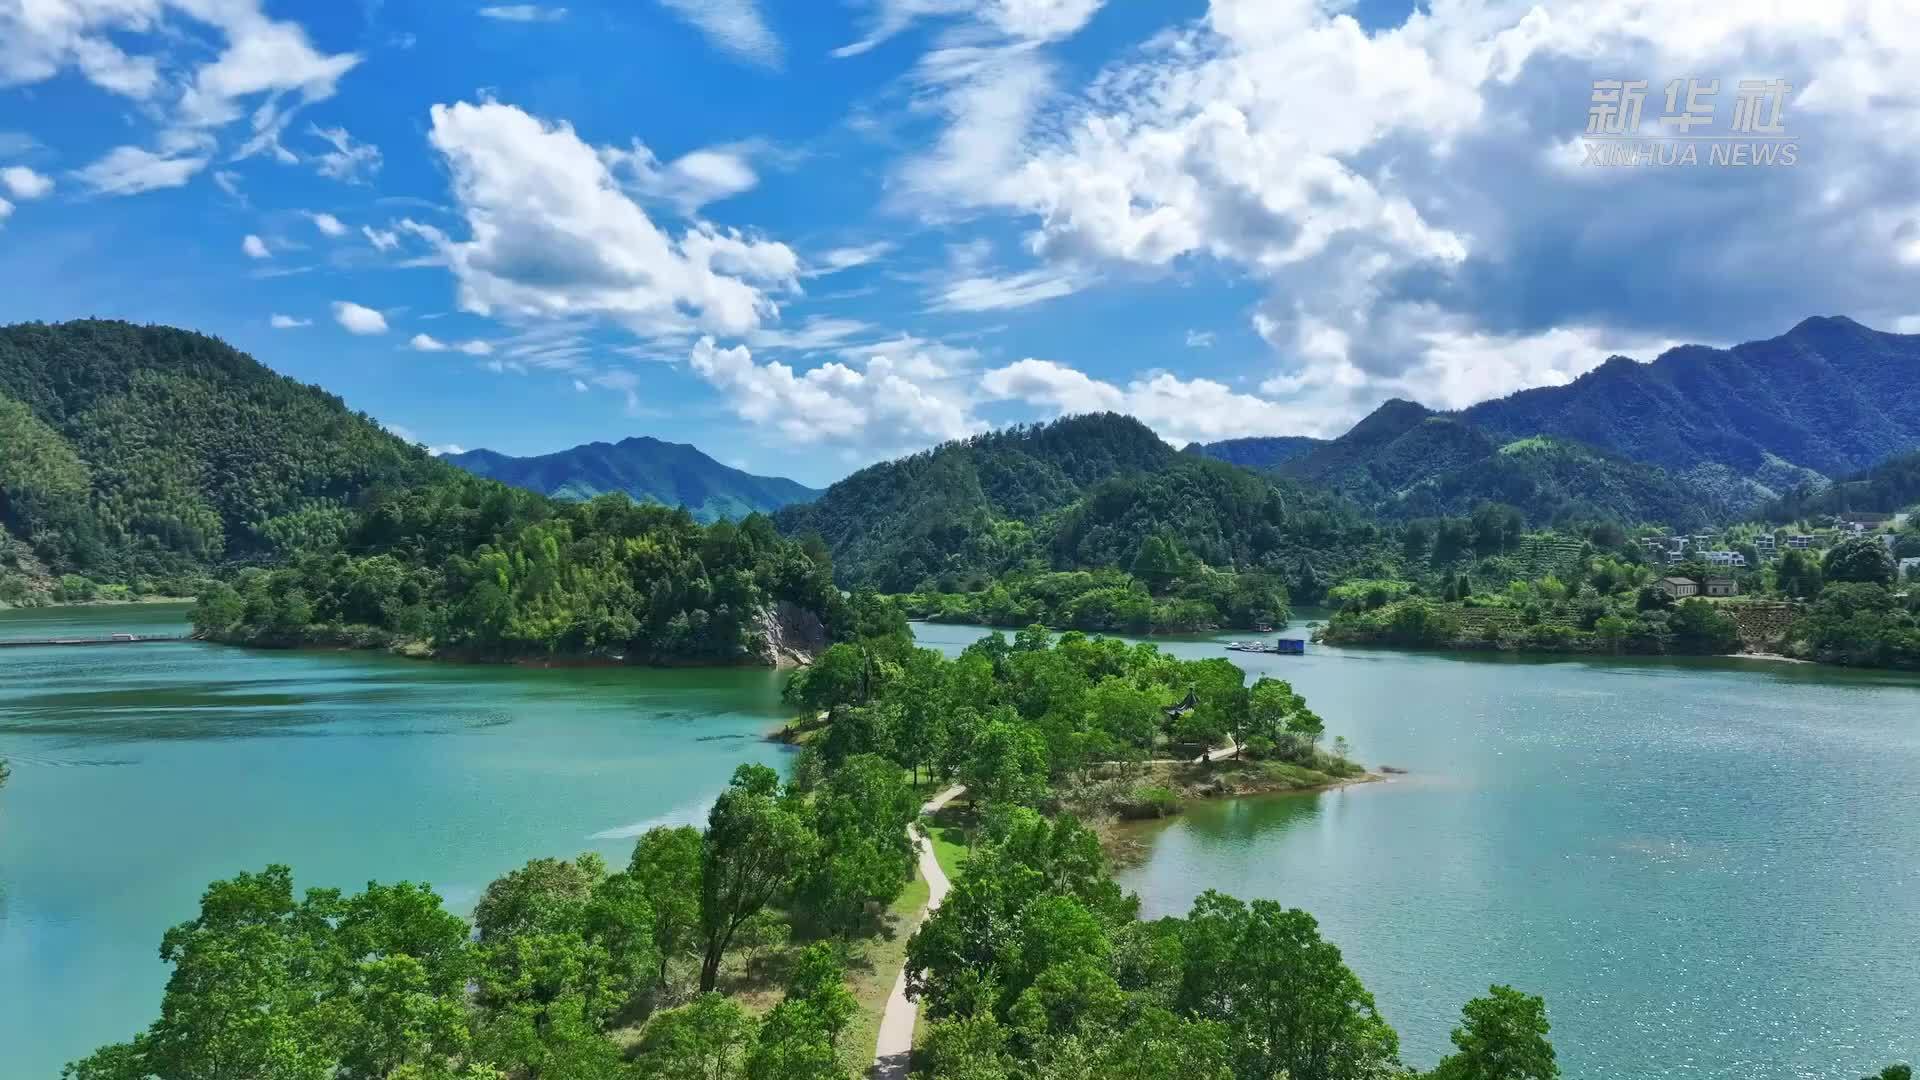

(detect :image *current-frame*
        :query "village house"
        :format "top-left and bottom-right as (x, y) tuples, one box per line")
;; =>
(1660, 576), (1701, 599)
(1786, 534), (1813, 550)
(1702, 550), (1748, 568)
(1753, 534), (1777, 555)
(1703, 576), (1739, 597)
(1901, 557), (1920, 581)
(1840, 513), (1892, 532)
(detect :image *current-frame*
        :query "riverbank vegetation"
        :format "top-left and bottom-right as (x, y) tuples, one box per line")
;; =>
(895, 562), (1290, 633)
(188, 475), (856, 665)
(1319, 530), (1920, 669)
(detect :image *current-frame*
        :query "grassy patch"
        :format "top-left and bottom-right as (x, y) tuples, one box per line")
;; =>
(840, 869), (930, 1070)
(924, 804), (974, 882)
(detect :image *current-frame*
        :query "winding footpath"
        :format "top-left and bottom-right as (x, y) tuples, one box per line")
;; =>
(867, 743), (1239, 1075)
(870, 784), (965, 1080)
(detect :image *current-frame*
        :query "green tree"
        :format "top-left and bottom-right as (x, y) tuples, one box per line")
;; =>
(919, 1013), (1014, 1080)
(61, 867), (475, 1080)
(1668, 599), (1740, 654)
(786, 643), (869, 717)
(745, 945), (856, 1080)
(629, 825), (704, 989)
(698, 765), (817, 991)
(794, 754), (918, 935)
(1176, 891), (1399, 1080)
(1774, 548), (1823, 598)
(963, 713), (1051, 810)
(634, 993), (757, 1080)
(1428, 985), (1558, 1080)
(1824, 535), (1897, 586)
(473, 854), (605, 944)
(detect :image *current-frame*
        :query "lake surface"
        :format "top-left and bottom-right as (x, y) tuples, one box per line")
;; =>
(0, 604), (792, 1077)
(2, 610), (1916, 1077)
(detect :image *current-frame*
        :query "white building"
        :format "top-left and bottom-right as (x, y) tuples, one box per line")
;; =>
(1702, 550), (1748, 568)
(1787, 535), (1813, 550)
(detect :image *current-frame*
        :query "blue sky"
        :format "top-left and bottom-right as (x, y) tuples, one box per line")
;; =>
(4, 1), (1919, 486)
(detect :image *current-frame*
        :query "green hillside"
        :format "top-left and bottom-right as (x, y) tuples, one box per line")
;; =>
(775, 414), (1395, 620)
(1185, 434), (1324, 470)
(1272, 401), (1722, 529)
(0, 320), (443, 602)
(772, 413), (1176, 592)
(445, 437), (820, 523)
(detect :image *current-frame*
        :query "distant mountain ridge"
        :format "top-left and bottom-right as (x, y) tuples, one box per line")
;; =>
(1461, 316), (1920, 483)
(1193, 316), (1920, 521)
(1183, 435), (1324, 470)
(444, 437), (820, 523)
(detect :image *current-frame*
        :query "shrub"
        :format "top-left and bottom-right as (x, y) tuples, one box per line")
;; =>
(1118, 785), (1182, 820)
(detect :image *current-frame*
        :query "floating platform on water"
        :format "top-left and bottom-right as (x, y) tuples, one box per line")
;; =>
(0, 634), (187, 649)
(1225, 638), (1306, 656)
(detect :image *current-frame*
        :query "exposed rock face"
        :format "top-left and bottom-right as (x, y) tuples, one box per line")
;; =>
(751, 601), (827, 667)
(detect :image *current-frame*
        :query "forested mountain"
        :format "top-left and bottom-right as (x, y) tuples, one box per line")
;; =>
(1766, 449), (1920, 521)
(1188, 317), (1920, 521)
(445, 437), (819, 523)
(775, 414), (1394, 606)
(1462, 316), (1920, 489)
(772, 413), (1176, 591)
(0, 320), (442, 600)
(1185, 434), (1324, 470)
(1270, 401), (1724, 529)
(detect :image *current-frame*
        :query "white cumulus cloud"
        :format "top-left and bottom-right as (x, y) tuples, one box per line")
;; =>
(0, 165), (53, 199)
(332, 301), (388, 335)
(689, 335), (981, 452)
(420, 99), (800, 340)
(270, 313), (311, 328)
(242, 233), (269, 258)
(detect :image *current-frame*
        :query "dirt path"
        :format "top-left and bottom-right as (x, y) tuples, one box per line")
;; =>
(869, 784), (965, 1079)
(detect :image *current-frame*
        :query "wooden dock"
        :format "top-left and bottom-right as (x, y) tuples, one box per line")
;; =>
(0, 634), (188, 649)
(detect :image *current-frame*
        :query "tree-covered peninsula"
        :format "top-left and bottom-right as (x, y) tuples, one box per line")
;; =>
(189, 474), (855, 666)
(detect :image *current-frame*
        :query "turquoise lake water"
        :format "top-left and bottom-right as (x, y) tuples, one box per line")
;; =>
(2, 609), (1916, 1077)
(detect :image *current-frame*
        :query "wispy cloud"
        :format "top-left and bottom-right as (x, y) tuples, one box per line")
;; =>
(478, 5), (568, 21)
(654, 0), (783, 69)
